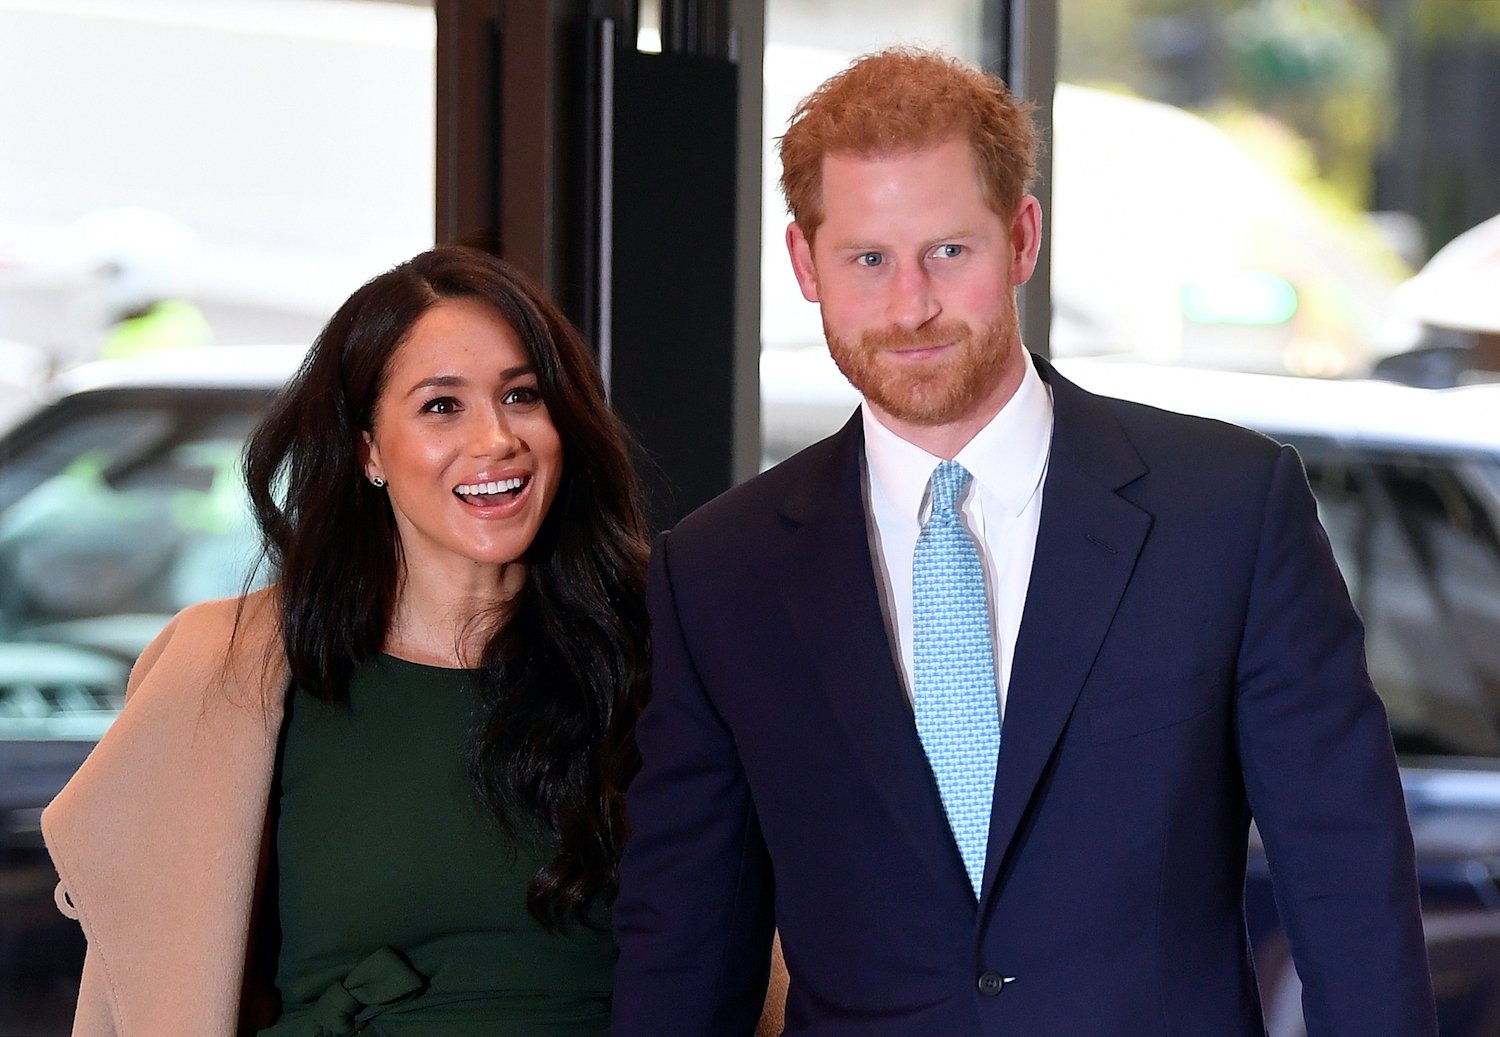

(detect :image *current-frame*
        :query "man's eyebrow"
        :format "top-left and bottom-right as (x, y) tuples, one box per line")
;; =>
(830, 229), (981, 251)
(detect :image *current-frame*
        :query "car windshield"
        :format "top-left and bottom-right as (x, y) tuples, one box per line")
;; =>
(1292, 437), (1500, 759)
(0, 389), (270, 742)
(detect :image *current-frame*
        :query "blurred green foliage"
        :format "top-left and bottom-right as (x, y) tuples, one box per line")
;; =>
(1226, 0), (1390, 207)
(1058, 0), (1392, 207)
(1413, 0), (1500, 39)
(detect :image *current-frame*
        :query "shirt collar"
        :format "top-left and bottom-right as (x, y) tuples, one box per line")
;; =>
(862, 352), (1054, 521)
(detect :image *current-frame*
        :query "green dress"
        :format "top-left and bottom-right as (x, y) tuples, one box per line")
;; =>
(258, 655), (614, 1037)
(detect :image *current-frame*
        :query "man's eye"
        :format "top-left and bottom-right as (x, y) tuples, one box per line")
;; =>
(422, 397), (459, 415)
(855, 252), (884, 268)
(933, 244), (963, 259)
(503, 386), (542, 406)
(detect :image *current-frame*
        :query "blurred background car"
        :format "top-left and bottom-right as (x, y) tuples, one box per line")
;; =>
(0, 345), (301, 1033)
(0, 338), (51, 436)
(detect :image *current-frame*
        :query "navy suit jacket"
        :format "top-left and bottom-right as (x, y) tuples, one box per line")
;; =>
(612, 356), (1435, 1036)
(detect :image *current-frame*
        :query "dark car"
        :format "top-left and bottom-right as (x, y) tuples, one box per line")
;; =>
(0, 346), (303, 1033)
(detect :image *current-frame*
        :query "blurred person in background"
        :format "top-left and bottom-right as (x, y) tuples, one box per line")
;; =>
(67, 207), (212, 361)
(41, 245), (650, 1036)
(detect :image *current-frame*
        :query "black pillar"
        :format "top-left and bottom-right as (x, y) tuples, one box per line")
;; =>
(435, 0), (742, 532)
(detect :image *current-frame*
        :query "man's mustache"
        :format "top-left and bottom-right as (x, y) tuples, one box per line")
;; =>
(858, 320), (973, 351)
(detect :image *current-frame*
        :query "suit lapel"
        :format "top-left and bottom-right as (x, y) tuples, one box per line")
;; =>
(980, 359), (1152, 904)
(777, 416), (971, 894)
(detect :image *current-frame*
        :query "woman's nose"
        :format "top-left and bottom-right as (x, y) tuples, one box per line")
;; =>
(473, 407), (520, 457)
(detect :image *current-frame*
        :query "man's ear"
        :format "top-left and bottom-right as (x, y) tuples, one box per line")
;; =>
(786, 222), (821, 303)
(1009, 194), (1043, 287)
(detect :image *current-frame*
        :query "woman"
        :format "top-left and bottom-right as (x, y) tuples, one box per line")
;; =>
(41, 246), (649, 1036)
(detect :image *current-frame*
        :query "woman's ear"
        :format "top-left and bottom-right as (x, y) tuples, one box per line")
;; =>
(359, 429), (382, 485)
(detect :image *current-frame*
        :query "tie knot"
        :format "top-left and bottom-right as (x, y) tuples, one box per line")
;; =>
(928, 460), (972, 517)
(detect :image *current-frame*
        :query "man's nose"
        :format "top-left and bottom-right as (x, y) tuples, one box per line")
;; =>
(886, 263), (940, 331)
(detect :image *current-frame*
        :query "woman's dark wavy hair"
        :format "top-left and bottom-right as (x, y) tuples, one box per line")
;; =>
(243, 245), (649, 928)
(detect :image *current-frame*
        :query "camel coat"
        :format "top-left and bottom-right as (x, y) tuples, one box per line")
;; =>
(42, 589), (288, 1036)
(41, 588), (789, 1037)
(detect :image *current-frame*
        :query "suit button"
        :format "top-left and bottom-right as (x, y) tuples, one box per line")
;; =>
(977, 971), (1008, 996)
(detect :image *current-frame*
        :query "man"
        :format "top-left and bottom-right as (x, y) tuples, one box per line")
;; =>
(612, 48), (1435, 1036)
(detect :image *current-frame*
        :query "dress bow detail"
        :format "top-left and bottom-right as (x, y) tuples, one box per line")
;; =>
(263, 946), (427, 1036)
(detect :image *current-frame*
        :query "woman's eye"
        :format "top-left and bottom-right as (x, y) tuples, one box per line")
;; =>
(422, 396), (460, 415)
(503, 385), (542, 406)
(855, 252), (884, 268)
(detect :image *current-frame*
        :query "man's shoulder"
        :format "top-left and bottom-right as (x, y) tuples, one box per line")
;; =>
(1058, 370), (1286, 476)
(663, 426), (854, 563)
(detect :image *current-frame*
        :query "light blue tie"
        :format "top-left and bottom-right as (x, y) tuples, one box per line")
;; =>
(912, 460), (1001, 898)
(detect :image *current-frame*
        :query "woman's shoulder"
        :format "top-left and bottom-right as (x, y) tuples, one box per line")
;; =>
(165, 585), (279, 641)
(128, 586), (284, 702)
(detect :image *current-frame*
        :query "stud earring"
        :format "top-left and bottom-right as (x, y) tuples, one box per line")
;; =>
(370, 476), (386, 488)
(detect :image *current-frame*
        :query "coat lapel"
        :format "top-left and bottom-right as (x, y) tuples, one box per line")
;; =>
(776, 416), (971, 894)
(980, 359), (1152, 905)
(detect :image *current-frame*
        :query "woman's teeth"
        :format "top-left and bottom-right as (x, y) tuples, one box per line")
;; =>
(455, 476), (525, 498)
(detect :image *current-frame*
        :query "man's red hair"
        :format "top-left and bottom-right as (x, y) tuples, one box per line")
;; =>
(777, 48), (1039, 238)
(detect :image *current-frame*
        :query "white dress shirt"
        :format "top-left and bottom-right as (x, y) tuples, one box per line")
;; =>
(862, 356), (1054, 719)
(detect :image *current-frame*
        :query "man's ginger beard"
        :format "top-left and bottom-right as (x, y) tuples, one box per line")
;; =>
(826, 312), (1016, 426)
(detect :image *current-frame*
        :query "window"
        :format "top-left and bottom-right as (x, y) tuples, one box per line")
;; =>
(1053, 0), (1500, 380)
(1305, 446), (1500, 756)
